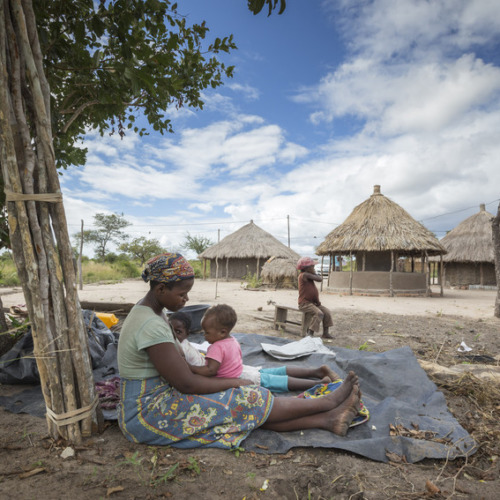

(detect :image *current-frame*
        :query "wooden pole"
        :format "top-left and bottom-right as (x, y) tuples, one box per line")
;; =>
(389, 251), (394, 297)
(327, 254), (332, 288)
(287, 214), (290, 248)
(0, 2), (96, 442)
(78, 220), (84, 290)
(215, 229), (220, 298)
(440, 255), (444, 297)
(424, 252), (430, 296)
(349, 251), (353, 295)
(492, 203), (500, 317)
(320, 255), (324, 291)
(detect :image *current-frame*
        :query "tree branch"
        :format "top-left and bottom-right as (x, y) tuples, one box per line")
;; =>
(61, 100), (100, 133)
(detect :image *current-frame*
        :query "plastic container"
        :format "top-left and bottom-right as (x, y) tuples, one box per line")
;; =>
(95, 312), (119, 329)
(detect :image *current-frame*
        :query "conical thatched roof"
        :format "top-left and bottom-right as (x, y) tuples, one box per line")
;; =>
(437, 204), (494, 262)
(316, 185), (446, 256)
(261, 256), (299, 281)
(199, 221), (300, 260)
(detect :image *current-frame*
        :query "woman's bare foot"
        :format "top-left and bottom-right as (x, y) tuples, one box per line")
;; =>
(329, 386), (361, 436)
(320, 375), (332, 384)
(319, 365), (341, 381)
(319, 371), (358, 408)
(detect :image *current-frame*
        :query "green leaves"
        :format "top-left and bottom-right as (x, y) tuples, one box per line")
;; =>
(248, 0), (286, 16)
(32, 0), (240, 168)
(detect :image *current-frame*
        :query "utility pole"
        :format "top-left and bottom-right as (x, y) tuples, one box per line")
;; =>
(287, 215), (290, 248)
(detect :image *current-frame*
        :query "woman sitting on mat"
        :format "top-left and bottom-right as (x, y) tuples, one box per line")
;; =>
(117, 253), (361, 449)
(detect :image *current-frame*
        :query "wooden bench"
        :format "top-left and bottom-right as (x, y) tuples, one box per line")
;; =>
(273, 305), (311, 336)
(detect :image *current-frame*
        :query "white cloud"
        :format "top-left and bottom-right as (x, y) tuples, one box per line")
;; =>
(299, 55), (500, 136)
(227, 82), (260, 100)
(330, 0), (500, 61)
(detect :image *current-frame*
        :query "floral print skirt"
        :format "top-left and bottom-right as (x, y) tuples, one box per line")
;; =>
(118, 377), (274, 449)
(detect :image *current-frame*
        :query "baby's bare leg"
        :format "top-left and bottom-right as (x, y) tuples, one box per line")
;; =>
(319, 365), (341, 381)
(286, 364), (341, 382)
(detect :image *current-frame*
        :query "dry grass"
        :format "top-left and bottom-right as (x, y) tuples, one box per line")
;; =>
(200, 221), (300, 260)
(431, 372), (500, 480)
(317, 185), (446, 256)
(435, 205), (495, 263)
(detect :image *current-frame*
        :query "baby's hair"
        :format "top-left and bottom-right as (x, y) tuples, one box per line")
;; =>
(169, 311), (192, 332)
(203, 304), (237, 331)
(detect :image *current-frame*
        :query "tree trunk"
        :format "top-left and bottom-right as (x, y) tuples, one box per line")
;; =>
(0, 0), (96, 442)
(0, 296), (16, 356)
(493, 203), (500, 318)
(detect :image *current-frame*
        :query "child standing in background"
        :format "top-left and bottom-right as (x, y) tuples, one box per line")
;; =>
(188, 304), (339, 392)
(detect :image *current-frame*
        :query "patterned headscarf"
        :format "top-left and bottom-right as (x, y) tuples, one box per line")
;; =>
(141, 253), (194, 284)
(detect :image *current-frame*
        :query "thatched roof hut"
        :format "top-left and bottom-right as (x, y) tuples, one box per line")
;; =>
(199, 221), (300, 280)
(261, 256), (299, 289)
(434, 204), (496, 287)
(316, 185), (446, 296)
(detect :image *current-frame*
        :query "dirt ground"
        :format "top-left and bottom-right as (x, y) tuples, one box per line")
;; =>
(1, 280), (499, 499)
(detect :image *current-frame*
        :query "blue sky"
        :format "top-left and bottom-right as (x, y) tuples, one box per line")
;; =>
(60, 0), (500, 259)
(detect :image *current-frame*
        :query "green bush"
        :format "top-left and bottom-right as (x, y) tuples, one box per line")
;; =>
(0, 257), (20, 286)
(189, 260), (205, 279)
(113, 260), (140, 278)
(242, 270), (262, 288)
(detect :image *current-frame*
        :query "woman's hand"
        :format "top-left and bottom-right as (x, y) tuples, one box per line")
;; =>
(147, 342), (248, 395)
(237, 378), (254, 386)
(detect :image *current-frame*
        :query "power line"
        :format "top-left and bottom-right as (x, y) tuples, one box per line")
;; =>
(420, 198), (500, 222)
(66, 217), (285, 228)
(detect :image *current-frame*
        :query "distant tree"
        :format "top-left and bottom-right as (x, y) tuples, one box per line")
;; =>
(493, 204), (500, 318)
(119, 237), (166, 266)
(182, 232), (214, 258)
(75, 213), (130, 262)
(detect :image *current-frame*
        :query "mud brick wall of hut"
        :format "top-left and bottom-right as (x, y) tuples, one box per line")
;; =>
(444, 262), (496, 287)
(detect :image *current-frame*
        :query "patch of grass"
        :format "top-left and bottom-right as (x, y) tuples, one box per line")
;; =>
(242, 271), (262, 289)
(151, 462), (179, 486)
(0, 257), (20, 286)
(0, 257), (203, 286)
(186, 456), (201, 475)
(81, 261), (132, 283)
(358, 341), (370, 351)
(231, 446), (245, 458)
(118, 450), (143, 467)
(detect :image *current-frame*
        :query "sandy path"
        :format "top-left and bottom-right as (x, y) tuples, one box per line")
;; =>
(1, 279), (497, 320)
